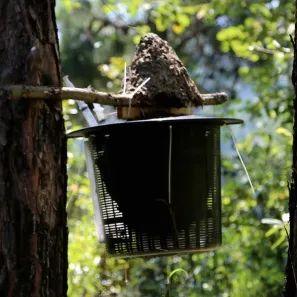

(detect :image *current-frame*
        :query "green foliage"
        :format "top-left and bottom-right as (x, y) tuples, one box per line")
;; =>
(58, 0), (294, 296)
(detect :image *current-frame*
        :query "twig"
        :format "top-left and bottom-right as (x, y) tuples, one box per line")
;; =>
(123, 62), (127, 94)
(0, 85), (228, 107)
(131, 77), (151, 97)
(128, 77), (151, 117)
(283, 224), (297, 289)
(63, 76), (98, 127)
(1, 85), (132, 106)
(229, 126), (255, 195)
(201, 92), (228, 105)
(290, 34), (296, 51)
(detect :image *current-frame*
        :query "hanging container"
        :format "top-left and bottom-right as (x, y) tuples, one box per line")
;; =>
(68, 115), (243, 257)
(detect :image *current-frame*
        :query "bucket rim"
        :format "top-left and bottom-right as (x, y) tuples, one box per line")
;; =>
(67, 115), (243, 138)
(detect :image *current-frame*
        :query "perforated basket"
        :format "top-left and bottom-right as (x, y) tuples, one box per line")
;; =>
(68, 116), (243, 257)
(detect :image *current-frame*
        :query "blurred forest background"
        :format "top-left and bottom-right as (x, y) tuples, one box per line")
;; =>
(56, 0), (294, 296)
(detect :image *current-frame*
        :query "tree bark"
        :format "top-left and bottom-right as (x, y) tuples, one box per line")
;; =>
(0, 1), (67, 297)
(284, 1), (297, 296)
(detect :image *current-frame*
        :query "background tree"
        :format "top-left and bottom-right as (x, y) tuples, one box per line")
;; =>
(285, 1), (297, 296)
(0, 1), (67, 296)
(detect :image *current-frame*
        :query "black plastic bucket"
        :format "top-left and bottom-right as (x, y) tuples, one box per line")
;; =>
(68, 116), (243, 257)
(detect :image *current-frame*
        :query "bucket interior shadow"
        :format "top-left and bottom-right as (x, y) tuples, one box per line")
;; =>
(68, 116), (243, 257)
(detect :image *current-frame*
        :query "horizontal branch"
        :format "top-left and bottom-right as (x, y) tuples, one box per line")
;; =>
(0, 85), (132, 106)
(201, 92), (228, 105)
(0, 85), (228, 107)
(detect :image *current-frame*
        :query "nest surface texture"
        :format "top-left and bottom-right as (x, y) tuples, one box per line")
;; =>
(126, 33), (203, 108)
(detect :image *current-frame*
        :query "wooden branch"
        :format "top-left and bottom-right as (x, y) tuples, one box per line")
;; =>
(201, 92), (228, 105)
(0, 85), (228, 106)
(0, 85), (132, 106)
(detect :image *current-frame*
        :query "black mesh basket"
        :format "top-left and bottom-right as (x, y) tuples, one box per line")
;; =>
(68, 116), (243, 257)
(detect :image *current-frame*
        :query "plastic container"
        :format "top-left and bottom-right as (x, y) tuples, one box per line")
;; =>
(68, 116), (243, 257)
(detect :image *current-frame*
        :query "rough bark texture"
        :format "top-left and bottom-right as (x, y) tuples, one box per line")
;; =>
(118, 33), (203, 119)
(0, 1), (68, 297)
(126, 33), (203, 108)
(284, 1), (297, 296)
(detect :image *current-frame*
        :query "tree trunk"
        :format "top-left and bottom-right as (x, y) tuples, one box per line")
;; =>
(285, 1), (297, 296)
(0, 1), (68, 296)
